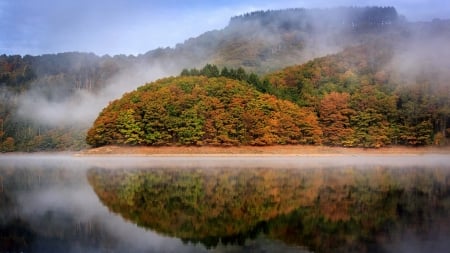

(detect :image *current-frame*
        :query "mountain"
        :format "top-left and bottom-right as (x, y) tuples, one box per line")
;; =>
(1, 6), (449, 151)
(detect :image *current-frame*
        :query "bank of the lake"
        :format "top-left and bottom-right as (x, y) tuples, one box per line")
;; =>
(78, 145), (450, 156)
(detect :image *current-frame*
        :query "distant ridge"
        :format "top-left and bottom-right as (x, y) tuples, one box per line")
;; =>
(229, 7), (399, 30)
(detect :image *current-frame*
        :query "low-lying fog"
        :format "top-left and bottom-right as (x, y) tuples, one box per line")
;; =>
(1, 154), (449, 253)
(1, 153), (450, 170)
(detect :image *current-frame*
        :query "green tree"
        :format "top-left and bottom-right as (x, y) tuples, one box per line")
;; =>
(201, 64), (220, 77)
(175, 108), (205, 145)
(117, 109), (144, 145)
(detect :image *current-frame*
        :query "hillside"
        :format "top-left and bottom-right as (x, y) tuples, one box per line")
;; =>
(211, 6), (400, 73)
(264, 38), (450, 146)
(87, 52), (450, 148)
(86, 76), (322, 147)
(1, 6), (450, 151)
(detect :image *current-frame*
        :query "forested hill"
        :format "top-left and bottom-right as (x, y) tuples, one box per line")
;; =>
(87, 51), (450, 148)
(199, 6), (401, 73)
(1, 6), (450, 151)
(229, 7), (398, 31)
(265, 41), (450, 146)
(86, 76), (322, 147)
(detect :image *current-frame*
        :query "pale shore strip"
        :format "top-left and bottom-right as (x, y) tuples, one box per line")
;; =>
(76, 145), (450, 157)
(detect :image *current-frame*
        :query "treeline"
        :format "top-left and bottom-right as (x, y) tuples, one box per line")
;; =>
(180, 64), (270, 91)
(180, 64), (303, 98)
(0, 51), (185, 152)
(230, 6), (399, 30)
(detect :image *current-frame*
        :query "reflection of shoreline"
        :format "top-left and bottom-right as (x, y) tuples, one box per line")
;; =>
(77, 145), (450, 157)
(0, 165), (201, 253)
(88, 166), (450, 252)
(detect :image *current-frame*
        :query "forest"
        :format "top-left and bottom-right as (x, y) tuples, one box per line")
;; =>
(266, 41), (450, 147)
(1, 6), (450, 151)
(86, 75), (322, 146)
(87, 53), (449, 147)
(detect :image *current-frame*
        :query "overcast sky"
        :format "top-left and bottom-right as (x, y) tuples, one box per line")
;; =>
(1, 0), (448, 56)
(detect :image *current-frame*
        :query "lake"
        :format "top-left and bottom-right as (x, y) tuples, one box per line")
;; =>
(1, 154), (449, 253)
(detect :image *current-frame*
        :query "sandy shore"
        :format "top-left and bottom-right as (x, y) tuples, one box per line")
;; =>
(77, 145), (450, 157)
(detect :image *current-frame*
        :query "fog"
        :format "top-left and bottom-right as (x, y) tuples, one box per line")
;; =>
(9, 9), (360, 128)
(388, 29), (450, 89)
(2, 152), (450, 170)
(15, 61), (176, 127)
(6, 6), (450, 134)
(17, 186), (205, 253)
(1, 155), (449, 252)
(0, 156), (208, 253)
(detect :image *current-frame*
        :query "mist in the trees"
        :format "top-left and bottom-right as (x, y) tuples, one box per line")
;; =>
(0, 6), (449, 151)
(13, 8), (392, 126)
(388, 28), (450, 90)
(12, 58), (179, 127)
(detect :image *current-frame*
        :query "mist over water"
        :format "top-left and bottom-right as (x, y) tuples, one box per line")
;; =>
(0, 155), (209, 253)
(1, 154), (450, 252)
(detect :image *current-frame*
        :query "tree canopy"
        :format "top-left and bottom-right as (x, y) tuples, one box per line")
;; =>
(86, 76), (322, 147)
(265, 42), (450, 147)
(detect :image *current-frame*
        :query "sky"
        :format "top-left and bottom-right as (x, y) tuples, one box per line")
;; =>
(1, 0), (449, 56)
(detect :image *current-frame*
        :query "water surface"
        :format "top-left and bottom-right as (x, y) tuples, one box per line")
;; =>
(1, 154), (449, 253)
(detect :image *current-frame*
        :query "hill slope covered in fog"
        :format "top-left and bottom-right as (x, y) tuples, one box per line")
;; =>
(0, 6), (449, 151)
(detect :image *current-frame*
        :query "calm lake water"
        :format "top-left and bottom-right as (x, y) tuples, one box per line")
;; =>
(1, 154), (449, 253)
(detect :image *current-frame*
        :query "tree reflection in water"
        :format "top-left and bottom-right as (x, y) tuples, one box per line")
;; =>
(88, 166), (450, 252)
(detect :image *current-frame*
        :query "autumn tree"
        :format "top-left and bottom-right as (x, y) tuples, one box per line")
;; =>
(319, 92), (355, 146)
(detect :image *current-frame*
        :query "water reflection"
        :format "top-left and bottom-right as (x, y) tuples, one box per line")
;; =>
(0, 156), (207, 253)
(0, 155), (449, 253)
(89, 165), (450, 253)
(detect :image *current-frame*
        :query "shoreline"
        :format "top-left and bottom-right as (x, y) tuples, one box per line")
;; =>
(77, 145), (450, 157)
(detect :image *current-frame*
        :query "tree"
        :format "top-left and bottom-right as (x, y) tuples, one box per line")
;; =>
(319, 92), (355, 146)
(349, 85), (396, 147)
(220, 67), (230, 78)
(2, 137), (15, 152)
(117, 109), (144, 145)
(180, 68), (190, 76)
(201, 64), (220, 77)
(176, 108), (205, 145)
